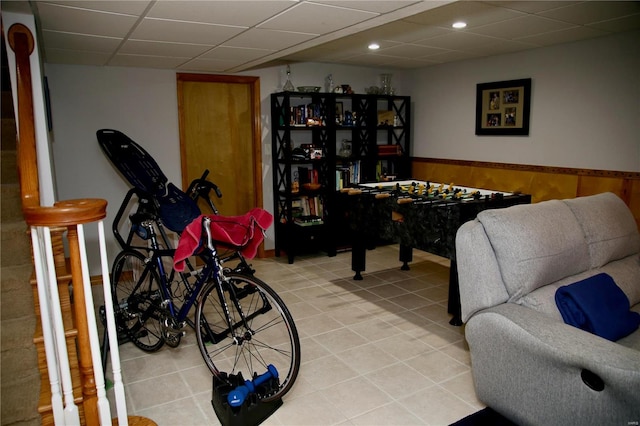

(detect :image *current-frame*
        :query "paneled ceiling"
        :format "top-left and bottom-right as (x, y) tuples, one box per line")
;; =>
(3, 1), (639, 72)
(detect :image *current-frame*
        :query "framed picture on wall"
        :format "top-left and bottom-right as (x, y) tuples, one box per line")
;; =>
(475, 78), (531, 136)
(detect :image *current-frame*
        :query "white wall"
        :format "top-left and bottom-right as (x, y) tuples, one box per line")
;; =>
(406, 30), (640, 172)
(45, 61), (397, 266)
(46, 31), (639, 270)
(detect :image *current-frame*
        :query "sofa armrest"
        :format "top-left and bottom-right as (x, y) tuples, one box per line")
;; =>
(466, 303), (640, 426)
(456, 220), (509, 322)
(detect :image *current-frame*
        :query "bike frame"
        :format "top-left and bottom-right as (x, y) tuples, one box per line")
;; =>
(132, 217), (215, 326)
(131, 216), (253, 346)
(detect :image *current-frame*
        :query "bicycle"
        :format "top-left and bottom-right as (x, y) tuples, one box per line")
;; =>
(110, 209), (301, 401)
(97, 129), (300, 401)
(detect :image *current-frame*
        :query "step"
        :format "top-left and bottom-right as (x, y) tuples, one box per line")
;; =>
(1, 220), (31, 268)
(1, 117), (17, 151)
(1, 314), (37, 351)
(1, 368), (41, 426)
(1, 149), (17, 183)
(1, 183), (23, 222)
(1, 264), (36, 321)
(0, 315), (40, 426)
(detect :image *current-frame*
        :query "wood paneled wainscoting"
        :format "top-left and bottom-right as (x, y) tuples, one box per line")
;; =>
(412, 158), (640, 229)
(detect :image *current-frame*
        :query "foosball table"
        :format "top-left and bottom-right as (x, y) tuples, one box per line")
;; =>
(339, 180), (531, 325)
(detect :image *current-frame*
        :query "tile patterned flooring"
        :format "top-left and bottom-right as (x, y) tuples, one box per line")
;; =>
(106, 245), (484, 425)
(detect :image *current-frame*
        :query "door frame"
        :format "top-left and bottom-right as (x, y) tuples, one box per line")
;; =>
(176, 73), (265, 256)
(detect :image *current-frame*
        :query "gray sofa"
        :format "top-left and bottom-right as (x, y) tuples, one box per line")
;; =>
(455, 192), (640, 425)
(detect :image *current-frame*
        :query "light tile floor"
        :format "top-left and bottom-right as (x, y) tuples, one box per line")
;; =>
(105, 245), (483, 425)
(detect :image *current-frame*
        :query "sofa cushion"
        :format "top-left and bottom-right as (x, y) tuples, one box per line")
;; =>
(477, 200), (590, 300)
(518, 254), (640, 319)
(555, 273), (640, 341)
(563, 192), (640, 269)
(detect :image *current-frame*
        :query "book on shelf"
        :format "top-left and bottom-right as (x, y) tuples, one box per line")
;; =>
(294, 195), (323, 218)
(289, 103), (323, 126)
(294, 215), (324, 226)
(335, 160), (361, 190)
(297, 166), (319, 185)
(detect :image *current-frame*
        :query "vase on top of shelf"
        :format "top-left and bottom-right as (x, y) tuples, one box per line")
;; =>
(283, 65), (295, 92)
(380, 73), (393, 95)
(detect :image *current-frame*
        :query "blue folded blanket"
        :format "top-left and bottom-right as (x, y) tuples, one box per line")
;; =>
(555, 273), (640, 341)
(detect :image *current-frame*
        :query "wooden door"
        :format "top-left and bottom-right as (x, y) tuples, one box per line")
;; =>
(177, 73), (262, 220)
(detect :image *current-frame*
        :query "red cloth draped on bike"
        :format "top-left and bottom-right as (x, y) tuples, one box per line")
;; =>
(173, 208), (273, 272)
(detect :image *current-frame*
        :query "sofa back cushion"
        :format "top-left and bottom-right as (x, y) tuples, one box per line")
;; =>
(563, 192), (640, 269)
(477, 200), (590, 300)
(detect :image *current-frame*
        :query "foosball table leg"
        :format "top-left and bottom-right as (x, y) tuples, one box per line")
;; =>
(352, 235), (366, 280)
(399, 244), (412, 270)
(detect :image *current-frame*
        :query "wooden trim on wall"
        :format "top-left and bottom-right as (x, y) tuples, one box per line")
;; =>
(411, 157), (640, 229)
(413, 157), (640, 180)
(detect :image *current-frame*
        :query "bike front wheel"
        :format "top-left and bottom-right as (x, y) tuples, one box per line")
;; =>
(195, 273), (300, 402)
(111, 249), (165, 352)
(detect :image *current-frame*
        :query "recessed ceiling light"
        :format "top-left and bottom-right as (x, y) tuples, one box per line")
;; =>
(452, 21), (467, 29)
(368, 43), (380, 50)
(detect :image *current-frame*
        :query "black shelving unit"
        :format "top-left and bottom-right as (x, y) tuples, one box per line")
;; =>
(271, 91), (411, 263)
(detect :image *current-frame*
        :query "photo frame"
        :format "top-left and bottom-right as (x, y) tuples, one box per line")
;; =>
(475, 78), (531, 136)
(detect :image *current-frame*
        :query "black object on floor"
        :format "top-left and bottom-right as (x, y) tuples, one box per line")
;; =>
(211, 372), (283, 426)
(449, 407), (518, 426)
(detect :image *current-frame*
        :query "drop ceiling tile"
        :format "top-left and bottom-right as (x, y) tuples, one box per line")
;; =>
(258, 2), (377, 34)
(44, 48), (112, 66)
(471, 38), (539, 56)
(36, 2), (139, 37)
(423, 49), (483, 63)
(146, 1), (295, 26)
(131, 18), (245, 44)
(311, 1), (422, 14)
(109, 54), (189, 69)
(517, 25), (609, 46)
(377, 43), (448, 59)
(222, 28), (317, 50)
(538, 1), (640, 25)
(375, 56), (440, 69)
(414, 31), (498, 50)
(404, 1), (523, 27)
(482, 1), (581, 14)
(120, 40), (212, 57)
(42, 30), (122, 52)
(357, 20), (451, 44)
(280, 49), (332, 62)
(40, 0), (152, 15)
(284, 45), (367, 62)
(314, 34), (400, 52)
(587, 14), (640, 33)
(201, 46), (274, 61)
(469, 14), (577, 40)
(340, 53), (397, 67)
(178, 57), (242, 72)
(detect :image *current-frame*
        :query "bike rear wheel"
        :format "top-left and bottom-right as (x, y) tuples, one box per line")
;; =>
(111, 249), (164, 352)
(195, 273), (300, 402)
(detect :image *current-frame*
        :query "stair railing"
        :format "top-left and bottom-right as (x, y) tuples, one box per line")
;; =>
(8, 23), (128, 425)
